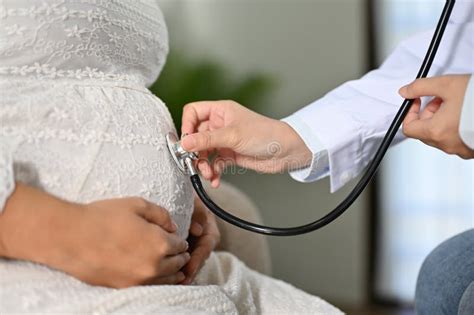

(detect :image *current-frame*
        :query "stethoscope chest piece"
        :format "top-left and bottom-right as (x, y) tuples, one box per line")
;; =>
(166, 132), (198, 176)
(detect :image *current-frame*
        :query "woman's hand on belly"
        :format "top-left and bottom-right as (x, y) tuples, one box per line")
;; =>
(67, 197), (191, 288)
(0, 184), (190, 288)
(181, 197), (220, 285)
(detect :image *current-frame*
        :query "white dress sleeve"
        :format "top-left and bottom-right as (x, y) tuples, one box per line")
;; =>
(283, 1), (474, 192)
(459, 75), (474, 150)
(0, 141), (15, 212)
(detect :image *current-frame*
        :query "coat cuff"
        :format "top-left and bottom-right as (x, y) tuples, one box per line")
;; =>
(281, 115), (330, 184)
(459, 75), (474, 150)
(283, 96), (368, 193)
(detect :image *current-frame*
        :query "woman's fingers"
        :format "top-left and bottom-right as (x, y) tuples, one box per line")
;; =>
(154, 230), (189, 255)
(159, 252), (191, 275)
(182, 255), (202, 284)
(189, 221), (204, 237)
(134, 200), (176, 233)
(190, 202), (207, 236)
(182, 207), (220, 285)
(146, 271), (186, 286)
(181, 245), (211, 285)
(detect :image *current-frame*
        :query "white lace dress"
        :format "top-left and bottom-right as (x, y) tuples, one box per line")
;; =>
(0, 1), (342, 313)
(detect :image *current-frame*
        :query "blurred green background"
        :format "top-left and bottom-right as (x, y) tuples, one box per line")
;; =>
(149, 53), (275, 132)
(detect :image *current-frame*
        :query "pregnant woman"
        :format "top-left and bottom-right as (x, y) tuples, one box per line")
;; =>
(0, 1), (340, 313)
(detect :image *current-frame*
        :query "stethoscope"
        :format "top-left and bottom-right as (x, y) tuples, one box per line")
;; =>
(166, 0), (456, 236)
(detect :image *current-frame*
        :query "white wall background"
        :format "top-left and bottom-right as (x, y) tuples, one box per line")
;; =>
(157, 0), (370, 306)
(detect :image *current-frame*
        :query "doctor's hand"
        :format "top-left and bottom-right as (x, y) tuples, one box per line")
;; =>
(399, 74), (474, 159)
(181, 100), (312, 187)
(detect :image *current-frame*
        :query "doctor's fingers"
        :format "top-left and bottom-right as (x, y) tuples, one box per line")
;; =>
(210, 155), (238, 188)
(181, 128), (240, 153)
(399, 76), (451, 99)
(403, 99), (422, 126)
(195, 121), (215, 180)
(181, 102), (210, 135)
(402, 117), (433, 142)
(403, 97), (439, 127)
(196, 149), (213, 181)
(420, 98), (443, 120)
(181, 101), (228, 135)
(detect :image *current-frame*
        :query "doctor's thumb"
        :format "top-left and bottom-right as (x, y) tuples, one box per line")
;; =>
(181, 128), (238, 152)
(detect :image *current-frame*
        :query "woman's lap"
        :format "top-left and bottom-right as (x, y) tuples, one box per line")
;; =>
(0, 253), (341, 314)
(416, 229), (474, 315)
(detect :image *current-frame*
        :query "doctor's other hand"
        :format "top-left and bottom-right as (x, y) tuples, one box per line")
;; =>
(399, 74), (474, 159)
(181, 100), (312, 187)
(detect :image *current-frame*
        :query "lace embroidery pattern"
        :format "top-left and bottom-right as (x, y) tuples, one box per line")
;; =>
(0, 0), (169, 86)
(1, 126), (165, 148)
(0, 64), (141, 83)
(0, 141), (15, 212)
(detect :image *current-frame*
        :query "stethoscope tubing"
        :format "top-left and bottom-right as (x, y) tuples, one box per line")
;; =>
(190, 0), (456, 236)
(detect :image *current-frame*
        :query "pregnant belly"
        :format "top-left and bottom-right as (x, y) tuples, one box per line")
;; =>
(0, 80), (194, 239)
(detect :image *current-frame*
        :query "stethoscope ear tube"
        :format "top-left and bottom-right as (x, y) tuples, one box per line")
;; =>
(187, 0), (455, 236)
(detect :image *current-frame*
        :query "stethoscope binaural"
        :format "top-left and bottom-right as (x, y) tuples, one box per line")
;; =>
(166, 0), (456, 236)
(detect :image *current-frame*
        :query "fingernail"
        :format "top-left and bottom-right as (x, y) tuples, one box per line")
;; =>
(195, 224), (203, 236)
(185, 241), (189, 250)
(172, 222), (178, 231)
(178, 272), (185, 281)
(182, 278), (191, 285)
(185, 252), (191, 261)
(214, 164), (221, 175)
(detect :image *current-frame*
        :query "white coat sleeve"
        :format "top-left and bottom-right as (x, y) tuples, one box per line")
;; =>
(459, 75), (474, 149)
(0, 141), (15, 212)
(283, 1), (474, 192)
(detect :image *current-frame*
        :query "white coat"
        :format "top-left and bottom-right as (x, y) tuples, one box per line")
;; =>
(283, 0), (474, 192)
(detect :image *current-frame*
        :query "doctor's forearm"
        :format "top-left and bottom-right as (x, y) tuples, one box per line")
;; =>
(284, 18), (474, 191)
